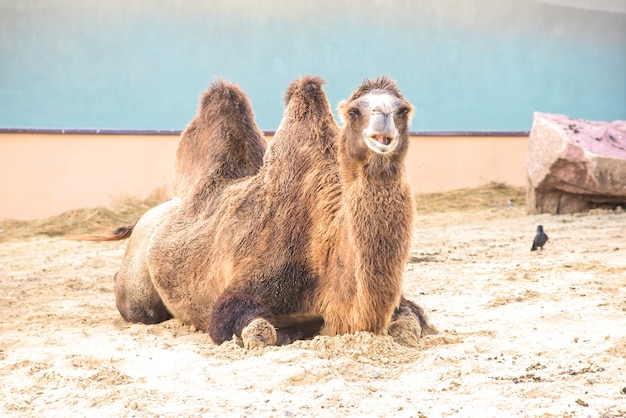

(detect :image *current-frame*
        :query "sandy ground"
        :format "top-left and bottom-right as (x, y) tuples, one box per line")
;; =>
(1, 204), (625, 417)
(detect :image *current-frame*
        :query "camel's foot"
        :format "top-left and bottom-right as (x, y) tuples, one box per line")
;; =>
(274, 314), (325, 345)
(241, 318), (277, 349)
(275, 328), (303, 346)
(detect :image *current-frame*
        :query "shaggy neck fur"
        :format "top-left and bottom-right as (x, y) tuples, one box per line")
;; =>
(323, 152), (414, 334)
(317, 79), (415, 335)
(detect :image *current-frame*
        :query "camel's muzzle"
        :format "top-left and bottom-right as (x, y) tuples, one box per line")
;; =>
(363, 112), (399, 154)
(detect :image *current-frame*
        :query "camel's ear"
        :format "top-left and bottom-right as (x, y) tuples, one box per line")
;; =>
(336, 100), (348, 124)
(403, 103), (416, 124)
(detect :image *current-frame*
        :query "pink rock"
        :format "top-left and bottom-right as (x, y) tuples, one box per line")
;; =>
(527, 112), (626, 214)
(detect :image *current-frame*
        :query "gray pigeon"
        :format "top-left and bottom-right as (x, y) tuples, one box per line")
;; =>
(531, 225), (548, 251)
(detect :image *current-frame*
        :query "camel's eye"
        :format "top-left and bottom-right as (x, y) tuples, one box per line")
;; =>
(347, 108), (361, 121)
(397, 107), (411, 120)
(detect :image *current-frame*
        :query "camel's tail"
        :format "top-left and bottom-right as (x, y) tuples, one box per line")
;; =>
(65, 224), (135, 241)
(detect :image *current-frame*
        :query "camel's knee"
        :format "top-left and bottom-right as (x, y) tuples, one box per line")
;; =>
(389, 297), (436, 346)
(241, 318), (277, 349)
(114, 271), (171, 325)
(388, 313), (422, 347)
(208, 293), (276, 348)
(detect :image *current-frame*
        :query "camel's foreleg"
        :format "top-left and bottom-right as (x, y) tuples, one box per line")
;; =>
(388, 296), (436, 347)
(208, 293), (277, 349)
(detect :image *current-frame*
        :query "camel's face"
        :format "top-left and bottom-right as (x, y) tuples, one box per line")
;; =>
(341, 92), (413, 155)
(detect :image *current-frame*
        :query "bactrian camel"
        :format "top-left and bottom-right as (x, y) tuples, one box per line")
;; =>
(92, 75), (434, 348)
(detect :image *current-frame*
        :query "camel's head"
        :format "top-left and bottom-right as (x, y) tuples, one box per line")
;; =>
(338, 76), (413, 157)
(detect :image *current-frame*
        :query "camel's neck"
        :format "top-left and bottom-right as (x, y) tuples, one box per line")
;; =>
(343, 172), (414, 272)
(334, 162), (414, 333)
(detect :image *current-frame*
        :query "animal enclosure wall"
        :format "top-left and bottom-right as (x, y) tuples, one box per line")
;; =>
(2, 0), (620, 220)
(1, 0), (624, 132)
(0, 133), (528, 220)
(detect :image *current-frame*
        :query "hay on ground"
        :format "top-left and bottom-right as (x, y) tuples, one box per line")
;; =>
(0, 183), (525, 242)
(414, 182), (525, 214)
(0, 188), (169, 242)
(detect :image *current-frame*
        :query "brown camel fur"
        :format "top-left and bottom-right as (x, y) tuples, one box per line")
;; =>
(106, 79), (267, 325)
(172, 80), (266, 199)
(95, 75), (433, 348)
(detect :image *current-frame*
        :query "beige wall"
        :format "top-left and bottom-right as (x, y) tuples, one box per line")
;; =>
(0, 133), (528, 220)
(406, 135), (528, 193)
(1, 133), (179, 220)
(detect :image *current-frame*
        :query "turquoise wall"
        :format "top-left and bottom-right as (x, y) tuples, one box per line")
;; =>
(1, 0), (624, 131)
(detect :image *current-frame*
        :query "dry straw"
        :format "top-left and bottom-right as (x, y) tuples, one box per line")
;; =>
(0, 188), (169, 242)
(0, 183), (525, 242)
(414, 182), (525, 214)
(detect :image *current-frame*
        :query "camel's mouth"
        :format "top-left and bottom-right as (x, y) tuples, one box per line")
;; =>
(364, 134), (399, 154)
(376, 134), (392, 146)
